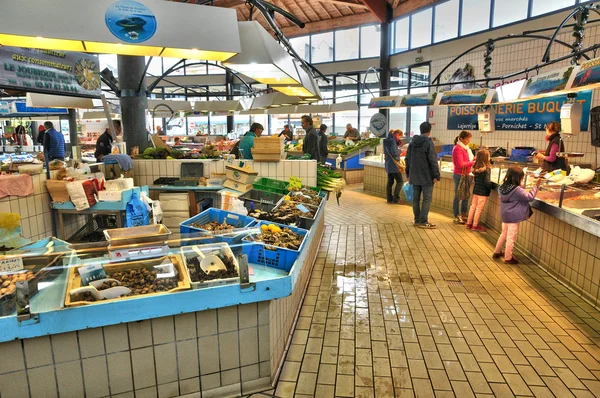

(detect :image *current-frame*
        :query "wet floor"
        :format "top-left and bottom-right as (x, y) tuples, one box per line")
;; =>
(267, 186), (600, 397)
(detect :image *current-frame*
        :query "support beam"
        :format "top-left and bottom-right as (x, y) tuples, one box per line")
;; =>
(361, 0), (388, 22)
(282, 12), (378, 36)
(314, 0), (369, 10)
(393, 0), (435, 18)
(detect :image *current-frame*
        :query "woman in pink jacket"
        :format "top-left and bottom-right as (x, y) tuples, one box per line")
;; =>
(452, 130), (475, 224)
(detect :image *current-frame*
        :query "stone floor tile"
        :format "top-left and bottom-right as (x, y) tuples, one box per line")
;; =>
(335, 374), (354, 397)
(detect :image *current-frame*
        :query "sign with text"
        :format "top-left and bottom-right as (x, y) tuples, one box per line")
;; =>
(447, 90), (593, 131)
(0, 47), (101, 97)
(12, 102), (68, 115)
(0, 256), (23, 274)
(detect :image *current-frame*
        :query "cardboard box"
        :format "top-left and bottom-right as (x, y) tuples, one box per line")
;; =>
(46, 180), (70, 202)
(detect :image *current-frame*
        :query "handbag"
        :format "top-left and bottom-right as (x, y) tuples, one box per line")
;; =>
(385, 147), (406, 173)
(456, 166), (473, 200)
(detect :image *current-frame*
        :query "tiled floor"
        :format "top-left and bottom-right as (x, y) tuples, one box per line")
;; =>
(263, 186), (600, 397)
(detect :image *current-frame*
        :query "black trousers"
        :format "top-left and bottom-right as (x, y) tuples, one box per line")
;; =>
(387, 172), (403, 202)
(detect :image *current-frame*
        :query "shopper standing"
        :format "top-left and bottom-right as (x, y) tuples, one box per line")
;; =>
(534, 121), (567, 172)
(318, 124), (329, 162)
(452, 130), (475, 224)
(383, 129), (404, 204)
(405, 122), (440, 229)
(43, 121), (65, 161)
(238, 123), (264, 160)
(301, 115), (321, 163)
(466, 149), (494, 232)
(493, 166), (542, 264)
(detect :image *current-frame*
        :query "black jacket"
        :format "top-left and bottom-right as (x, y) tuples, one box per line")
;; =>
(318, 131), (328, 161)
(405, 134), (440, 186)
(95, 130), (113, 161)
(542, 132), (567, 172)
(473, 168), (495, 197)
(303, 126), (321, 162)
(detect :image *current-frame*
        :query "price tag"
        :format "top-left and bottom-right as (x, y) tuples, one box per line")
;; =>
(0, 256), (23, 274)
(78, 264), (106, 286)
(296, 204), (310, 214)
(289, 176), (302, 190)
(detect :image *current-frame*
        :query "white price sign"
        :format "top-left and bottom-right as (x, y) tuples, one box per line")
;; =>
(0, 256), (24, 274)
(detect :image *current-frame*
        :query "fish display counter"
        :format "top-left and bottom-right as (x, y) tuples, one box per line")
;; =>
(0, 195), (326, 397)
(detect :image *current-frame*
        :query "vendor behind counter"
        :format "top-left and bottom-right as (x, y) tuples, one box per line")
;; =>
(534, 122), (568, 173)
(95, 120), (122, 162)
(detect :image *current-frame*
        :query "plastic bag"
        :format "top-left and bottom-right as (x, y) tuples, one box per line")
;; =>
(230, 198), (248, 215)
(402, 183), (413, 202)
(67, 180), (96, 211)
(140, 192), (162, 224)
(125, 192), (149, 227)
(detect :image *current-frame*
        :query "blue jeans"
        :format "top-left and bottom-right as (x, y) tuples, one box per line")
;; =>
(453, 174), (469, 217)
(412, 184), (433, 225)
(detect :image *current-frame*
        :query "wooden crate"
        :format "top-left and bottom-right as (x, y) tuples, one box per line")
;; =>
(251, 150), (285, 162)
(253, 136), (285, 152)
(65, 254), (190, 307)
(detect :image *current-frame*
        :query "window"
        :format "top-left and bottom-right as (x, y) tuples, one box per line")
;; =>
(411, 8), (433, 49)
(335, 75), (358, 104)
(145, 57), (162, 77)
(360, 25), (380, 58)
(461, 0), (491, 35)
(389, 108), (408, 134)
(334, 110), (358, 137)
(493, 0), (528, 27)
(99, 54), (118, 76)
(360, 107), (378, 136)
(290, 36), (310, 62)
(532, 0), (575, 16)
(207, 62), (224, 75)
(434, 0), (459, 43)
(187, 115), (208, 135)
(162, 58), (184, 75)
(185, 61), (207, 75)
(359, 72), (381, 105)
(394, 17), (409, 53)
(335, 28), (359, 61)
(311, 32), (334, 63)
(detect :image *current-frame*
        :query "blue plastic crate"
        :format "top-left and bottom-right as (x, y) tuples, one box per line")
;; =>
(242, 221), (309, 272)
(180, 208), (256, 245)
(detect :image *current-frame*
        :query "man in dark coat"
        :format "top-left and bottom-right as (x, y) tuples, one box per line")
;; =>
(318, 124), (329, 162)
(405, 122), (440, 229)
(301, 115), (321, 163)
(95, 120), (121, 161)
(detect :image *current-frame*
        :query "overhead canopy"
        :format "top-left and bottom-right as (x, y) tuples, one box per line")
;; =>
(147, 99), (193, 113)
(194, 100), (244, 113)
(224, 22), (300, 85)
(81, 111), (120, 120)
(26, 93), (95, 109)
(250, 92), (301, 109)
(329, 102), (359, 112)
(0, 0), (240, 61)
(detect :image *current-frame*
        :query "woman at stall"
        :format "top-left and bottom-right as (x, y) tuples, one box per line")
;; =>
(535, 121), (567, 172)
(452, 130), (475, 224)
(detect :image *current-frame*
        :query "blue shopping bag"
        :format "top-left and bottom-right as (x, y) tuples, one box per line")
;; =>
(402, 182), (413, 202)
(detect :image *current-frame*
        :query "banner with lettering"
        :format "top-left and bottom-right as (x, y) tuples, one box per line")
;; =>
(0, 47), (101, 97)
(447, 90), (593, 131)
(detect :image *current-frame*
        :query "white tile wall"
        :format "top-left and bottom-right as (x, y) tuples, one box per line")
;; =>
(429, 26), (600, 169)
(131, 160), (318, 188)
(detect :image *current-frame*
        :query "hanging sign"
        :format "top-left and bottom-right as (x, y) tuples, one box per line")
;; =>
(369, 113), (388, 137)
(520, 66), (578, 99)
(368, 96), (401, 109)
(0, 101), (9, 114)
(0, 47), (101, 97)
(399, 93), (438, 107)
(12, 102), (68, 115)
(571, 57), (600, 89)
(105, 0), (158, 43)
(437, 89), (496, 106)
(447, 90), (592, 131)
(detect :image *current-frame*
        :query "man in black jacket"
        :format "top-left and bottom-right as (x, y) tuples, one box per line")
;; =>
(301, 115), (321, 163)
(405, 122), (440, 229)
(318, 124), (329, 162)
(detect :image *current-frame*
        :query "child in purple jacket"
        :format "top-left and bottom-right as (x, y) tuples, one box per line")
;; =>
(493, 166), (542, 264)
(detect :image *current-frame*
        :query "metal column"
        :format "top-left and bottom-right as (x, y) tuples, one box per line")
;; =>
(117, 55), (149, 153)
(379, 4), (393, 121)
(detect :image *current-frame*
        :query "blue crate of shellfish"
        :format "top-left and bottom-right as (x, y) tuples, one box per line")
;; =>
(242, 221), (309, 272)
(180, 208), (256, 245)
(509, 148), (535, 163)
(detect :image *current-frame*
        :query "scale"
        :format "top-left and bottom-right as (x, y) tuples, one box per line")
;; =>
(108, 244), (170, 261)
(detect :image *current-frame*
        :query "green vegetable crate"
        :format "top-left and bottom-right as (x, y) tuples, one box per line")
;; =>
(253, 177), (289, 194)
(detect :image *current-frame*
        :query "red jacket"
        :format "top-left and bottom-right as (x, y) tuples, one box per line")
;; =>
(452, 144), (475, 175)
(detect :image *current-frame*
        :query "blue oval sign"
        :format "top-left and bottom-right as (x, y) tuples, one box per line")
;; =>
(105, 1), (157, 43)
